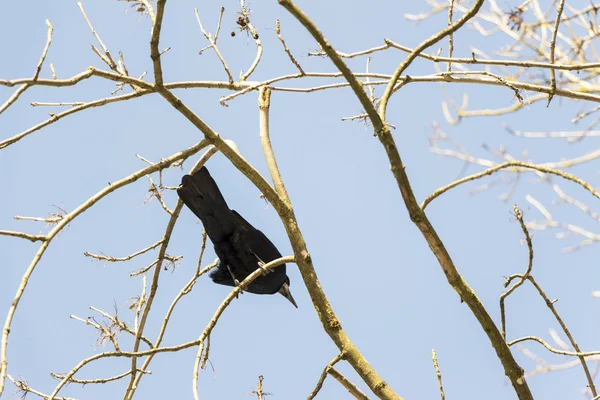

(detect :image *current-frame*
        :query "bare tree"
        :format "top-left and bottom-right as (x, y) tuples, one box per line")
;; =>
(2, 0), (600, 399)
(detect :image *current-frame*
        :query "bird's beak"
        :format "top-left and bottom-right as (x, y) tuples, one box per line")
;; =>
(278, 282), (298, 308)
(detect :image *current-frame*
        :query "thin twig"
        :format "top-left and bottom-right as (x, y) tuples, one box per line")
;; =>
(8, 375), (74, 400)
(195, 7), (233, 84)
(239, 0), (263, 81)
(432, 349), (445, 400)
(307, 353), (346, 400)
(421, 161), (600, 210)
(547, 0), (566, 106)
(0, 230), (47, 243)
(328, 368), (370, 400)
(500, 205), (534, 340)
(78, 2), (117, 69)
(446, 0), (455, 72)
(378, 0), (485, 121)
(0, 20), (53, 116)
(276, 19), (305, 75)
(49, 63), (57, 80)
(88, 306), (154, 349)
(145, 175), (173, 215)
(50, 369), (150, 385)
(250, 375), (270, 399)
(0, 140), (209, 397)
(509, 335), (600, 357)
(69, 314), (120, 351)
(84, 240), (164, 262)
(0, 87), (150, 150)
(505, 274), (598, 396)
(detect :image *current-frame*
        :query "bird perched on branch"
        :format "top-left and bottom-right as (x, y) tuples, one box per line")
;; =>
(177, 166), (297, 308)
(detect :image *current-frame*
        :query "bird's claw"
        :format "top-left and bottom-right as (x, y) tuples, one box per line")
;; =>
(257, 261), (270, 276)
(233, 278), (243, 298)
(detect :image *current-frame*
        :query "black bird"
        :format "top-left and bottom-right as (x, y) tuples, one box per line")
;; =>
(177, 167), (297, 308)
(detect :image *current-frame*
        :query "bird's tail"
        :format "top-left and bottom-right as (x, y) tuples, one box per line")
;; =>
(177, 167), (236, 241)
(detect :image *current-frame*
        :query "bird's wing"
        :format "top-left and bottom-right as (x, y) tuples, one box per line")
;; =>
(231, 210), (284, 265)
(208, 210), (288, 295)
(231, 210), (288, 295)
(177, 167), (236, 241)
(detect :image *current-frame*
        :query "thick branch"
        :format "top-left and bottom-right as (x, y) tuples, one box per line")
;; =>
(276, 1), (532, 398)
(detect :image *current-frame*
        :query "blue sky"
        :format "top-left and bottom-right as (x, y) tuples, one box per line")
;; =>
(2, 1), (600, 399)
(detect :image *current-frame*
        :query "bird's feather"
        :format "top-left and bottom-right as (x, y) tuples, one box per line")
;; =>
(177, 167), (297, 307)
(177, 167), (236, 242)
